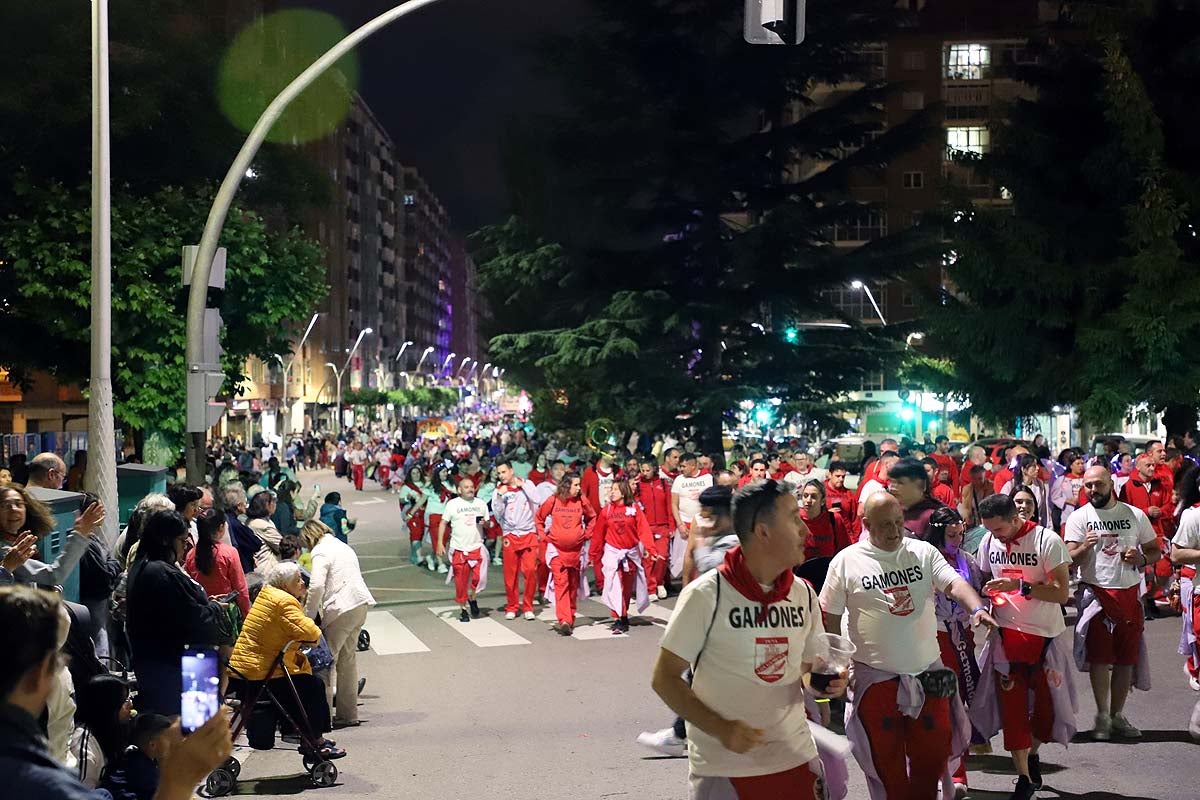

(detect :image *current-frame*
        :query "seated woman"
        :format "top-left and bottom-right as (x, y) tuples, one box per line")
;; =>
(125, 510), (224, 716)
(70, 674), (134, 788)
(227, 562), (345, 759)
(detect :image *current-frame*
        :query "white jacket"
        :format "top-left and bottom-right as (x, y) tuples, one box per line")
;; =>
(305, 535), (376, 625)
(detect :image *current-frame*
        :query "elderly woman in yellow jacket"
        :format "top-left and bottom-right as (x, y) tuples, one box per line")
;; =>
(228, 562), (346, 759)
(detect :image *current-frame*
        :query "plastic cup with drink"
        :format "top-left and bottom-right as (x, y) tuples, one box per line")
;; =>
(809, 632), (855, 693)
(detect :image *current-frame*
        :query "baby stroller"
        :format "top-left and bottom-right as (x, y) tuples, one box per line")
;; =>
(202, 640), (340, 796)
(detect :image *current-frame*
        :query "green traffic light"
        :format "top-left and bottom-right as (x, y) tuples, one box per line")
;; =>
(784, 327), (799, 343)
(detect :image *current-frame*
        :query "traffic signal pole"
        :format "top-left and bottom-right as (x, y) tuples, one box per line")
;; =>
(183, 0), (446, 484)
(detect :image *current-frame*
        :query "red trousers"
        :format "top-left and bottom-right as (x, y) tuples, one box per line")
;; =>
(646, 529), (670, 593)
(727, 762), (821, 799)
(502, 533), (538, 613)
(858, 678), (952, 800)
(997, 661), (1054, 752)
(452, 549), (483, 604)
(406, 515), (424, 544)
(351, 463), (365, 490)
(377, 465), (390, 486)
(550, 553), (582, 625)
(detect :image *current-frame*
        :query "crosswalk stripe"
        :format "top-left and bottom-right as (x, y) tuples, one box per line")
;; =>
(429, 606), (532, 647)
(572, 622), (627, 640)
(364, 610), (431, 655)
(638, 603), (674, 624)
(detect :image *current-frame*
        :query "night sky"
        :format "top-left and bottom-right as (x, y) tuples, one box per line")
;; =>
(293, 0), (590, 233)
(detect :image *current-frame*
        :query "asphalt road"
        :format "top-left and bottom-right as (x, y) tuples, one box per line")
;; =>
(227, 470), (1200, 800)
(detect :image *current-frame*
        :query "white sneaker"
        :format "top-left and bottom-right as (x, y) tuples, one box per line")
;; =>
(437, 562), (449, 574)
(425, 556), (437, 572)
(1093, 712), (1112, 741)
(636, 727), (686, 757)
(656, 585), (668, 600)
(1185, 663), (1200, 691)
(492, 556), (503, 566)
(504, 611), (517, 620)
(523, 611), (536, 621)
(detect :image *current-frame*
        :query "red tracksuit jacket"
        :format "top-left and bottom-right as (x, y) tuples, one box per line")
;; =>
(591, 502), (654, 556)
(535, 495), (597, 567)
(635, 476), (675, 531)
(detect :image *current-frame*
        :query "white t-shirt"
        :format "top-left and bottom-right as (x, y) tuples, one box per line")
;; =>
(820, 538), (961, 675)
(785, 468), (828, 490)
(1171, 506), (1200, 553)
(347, 449), (368, 466)
(672, 472), (714, 524)
(442, 497), (488, 553)
(978, 525), (1070, 637)
(594, 465), (615, 509)
(661, 570), (823, 778)
(1064, 501), (1156, 589)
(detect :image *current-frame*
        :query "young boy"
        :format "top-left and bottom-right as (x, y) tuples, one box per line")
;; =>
(438, 478), (490, 622)
(99, 713), (174, 800)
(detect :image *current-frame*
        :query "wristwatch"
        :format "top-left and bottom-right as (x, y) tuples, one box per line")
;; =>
(1019, 579), (1033, 598)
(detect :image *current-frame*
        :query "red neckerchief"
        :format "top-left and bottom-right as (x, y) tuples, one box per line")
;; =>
(1002, 519), (1037, 553)
(404, 480), (422, 494)
(716, 545), (794, 614)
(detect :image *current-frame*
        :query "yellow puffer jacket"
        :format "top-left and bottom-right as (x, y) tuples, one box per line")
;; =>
(228, 585), (320, 681)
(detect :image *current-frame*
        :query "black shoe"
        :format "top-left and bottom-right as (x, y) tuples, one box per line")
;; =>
(1144, 597), (1159, 620)
(459, 609), (470, 623)
(357, 677), (366, 696)
(1028, 754), (1042, 790)
(554, 622), (573, 636)
(1009, 775), (1036, 800)
(469, 600), (480, 618)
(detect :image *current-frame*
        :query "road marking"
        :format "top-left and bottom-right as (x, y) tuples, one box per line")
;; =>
(361, 564), (413, 575)
(364, 610), (430, 655)
(430, 606), (531, 647)
(572, 622), (626, 640)
(351, 498), (386, 506)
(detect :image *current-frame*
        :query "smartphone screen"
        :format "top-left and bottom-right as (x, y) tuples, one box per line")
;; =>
(181, 646), (220, 734)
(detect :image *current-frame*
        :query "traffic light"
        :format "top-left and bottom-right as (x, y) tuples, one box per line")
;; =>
(784, 326), (800, 344)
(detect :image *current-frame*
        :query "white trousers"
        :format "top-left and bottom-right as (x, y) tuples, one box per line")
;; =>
(319, 604), (369, 723)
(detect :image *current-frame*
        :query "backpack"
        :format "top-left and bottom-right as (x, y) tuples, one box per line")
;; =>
(79, 537), (123, 601)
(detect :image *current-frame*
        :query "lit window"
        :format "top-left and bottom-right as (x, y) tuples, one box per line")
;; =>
(946, 126), (990, 156)
(903, 171), (924, 189)
(945, 43), (991, 80)
(403, 194), (416, 206)
(901, 91), (924, 110)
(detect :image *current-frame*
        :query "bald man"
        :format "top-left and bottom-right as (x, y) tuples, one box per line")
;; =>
(821, 492), (995, 800)
(1066, 466), (1160, 742)
(27, 453), (66, 491)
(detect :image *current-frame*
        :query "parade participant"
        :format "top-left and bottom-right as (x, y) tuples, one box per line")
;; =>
(930, 436), (960, 494)
(374, 446), (391, 489)
(821, 492), (995, 800)
(959, 463), (994, 529)
(1170, 466), (1200, 691)
(592, 478), (654, 634)
(767, 452), (792, 482)
(824, 461), (856, 530)
(395, 466), (429, 566)
(475, 463), (504, 566)
(1065, 466), (1159, 741)
(535, 473), (596, 635)
(696, 454), (714, 475)
(421, 467), (456, 574)
(888, 457), (945, 540)
(922, 458), (958, 507)
(437, 479), (490, 623)
(527, 452), (550, 485)
(859, 438), (899, 487)
(623, 455), (642, 481)
(1009, 485), (1040, 524)
(971, 493), (1074, 800)
(582, 448), (617, 514)
(991, 445), (1031, 494)
(491, 459), (543, 620)
(926, 507), (983, 799)
(1050, 449), (1087, 534)
(532, 461), (566, 589)
(1119, 452), (1173, 616)
(1000, 454), (1051, 529)
(660, 447), (681, 483)
(651, 479), (843, 799)
(346, 441), (368, 492)
(798, 480), (851, 561)
(855, 451), (898, 524)
(671, 453), (715, 587)
(636, 456), (676, 600)
(737, 458), (768, 488)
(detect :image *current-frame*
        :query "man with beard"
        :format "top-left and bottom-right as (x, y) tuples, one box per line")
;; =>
(1066, 466), (1160, 741)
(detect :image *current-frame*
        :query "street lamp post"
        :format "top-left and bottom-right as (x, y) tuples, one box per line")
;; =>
(279, 312), (321, 433)
(850, 280), (887, 326)
(87, 0), (118, 542)
(440, 352), (456, 375)
(324, 362), (341, 433)
(183, 0), (447, 481)
(457, 356), (472, 377)
(394, 340), (414, 364)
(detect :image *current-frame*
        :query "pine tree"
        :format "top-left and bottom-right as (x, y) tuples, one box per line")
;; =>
(473, 0), (937, 443)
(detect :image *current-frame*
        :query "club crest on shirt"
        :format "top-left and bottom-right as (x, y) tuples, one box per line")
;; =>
(1099, 533), (1121, 557)
(754, 636), (788, 683)
(883, 586), (914, 617)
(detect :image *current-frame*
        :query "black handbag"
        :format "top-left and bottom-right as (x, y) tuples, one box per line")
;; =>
(918, 668), (959, 699)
